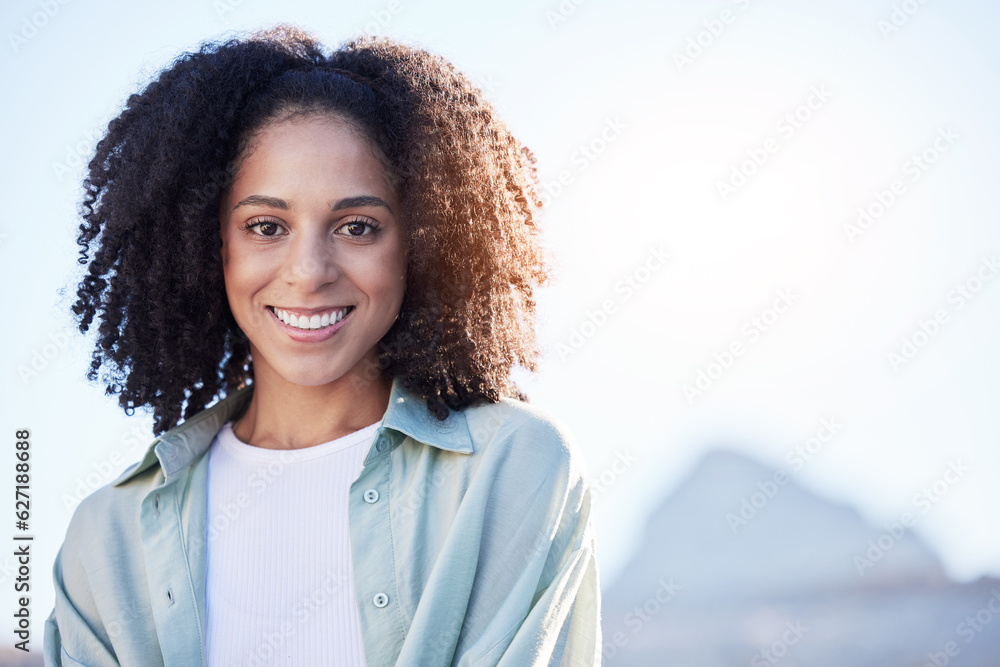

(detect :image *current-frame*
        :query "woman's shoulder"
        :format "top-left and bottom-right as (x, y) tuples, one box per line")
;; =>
(55, 464), (156, 585)
(458, 394), (590, 483)
(65, 451), (163, 529)
(59, 390), (248, 557)
(466, 394), (575, 444)
(390, 379), (578, 458)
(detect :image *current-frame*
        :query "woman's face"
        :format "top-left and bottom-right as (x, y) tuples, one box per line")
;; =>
(219, 113), (406, 390)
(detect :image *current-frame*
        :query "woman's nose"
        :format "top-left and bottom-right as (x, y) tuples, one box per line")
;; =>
(281, 233), (339, 291)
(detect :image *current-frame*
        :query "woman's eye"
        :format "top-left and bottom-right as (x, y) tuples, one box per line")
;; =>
(339, 219), (378, 237)
(244, 219), (285, 237)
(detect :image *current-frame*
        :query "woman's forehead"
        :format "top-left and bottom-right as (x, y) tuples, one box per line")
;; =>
(228, 114), (398, 206)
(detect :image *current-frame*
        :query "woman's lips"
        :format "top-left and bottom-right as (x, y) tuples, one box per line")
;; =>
(268, 305), (353, 342)
(270, 305), (353, 330)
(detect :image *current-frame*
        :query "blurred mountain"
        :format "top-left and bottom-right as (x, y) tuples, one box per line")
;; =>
(601, 449), (1000, 666)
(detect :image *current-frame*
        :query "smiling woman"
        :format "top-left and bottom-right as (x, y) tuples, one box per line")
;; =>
(43, 25), (600, 667)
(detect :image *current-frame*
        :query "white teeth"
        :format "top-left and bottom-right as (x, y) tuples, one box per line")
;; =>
(272, 307), (350, 330)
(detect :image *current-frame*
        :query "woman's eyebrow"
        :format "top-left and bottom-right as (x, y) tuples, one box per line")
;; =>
(232, 194), (288, 211)
(331, 195), (394, 215)
(231, 194), (393, 215)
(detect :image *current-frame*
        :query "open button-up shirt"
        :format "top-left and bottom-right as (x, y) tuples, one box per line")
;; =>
(43, 377), (601, 666)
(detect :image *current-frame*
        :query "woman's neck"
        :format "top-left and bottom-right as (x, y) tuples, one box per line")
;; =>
(231, 365), (392, 450)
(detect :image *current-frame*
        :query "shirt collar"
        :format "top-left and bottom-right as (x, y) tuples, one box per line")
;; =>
(112, 376), (474, 487)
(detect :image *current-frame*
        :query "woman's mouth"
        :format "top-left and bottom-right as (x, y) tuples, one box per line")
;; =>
(268, 306), (354, 331)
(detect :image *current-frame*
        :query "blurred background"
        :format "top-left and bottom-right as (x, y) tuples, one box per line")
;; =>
(2, 0), (999, 664)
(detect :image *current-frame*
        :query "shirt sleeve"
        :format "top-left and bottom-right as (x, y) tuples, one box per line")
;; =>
(43, 519), (123, 666)
(492, 481), (602, 667)
(449, 408), (602, 667)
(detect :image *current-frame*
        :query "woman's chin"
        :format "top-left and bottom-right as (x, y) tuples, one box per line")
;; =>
(260, 362), (350, 389)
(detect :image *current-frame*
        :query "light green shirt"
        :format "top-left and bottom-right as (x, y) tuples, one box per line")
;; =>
(43, 377), (601, 666)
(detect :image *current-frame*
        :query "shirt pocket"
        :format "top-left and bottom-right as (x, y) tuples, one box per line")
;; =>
(62, 645), (100, 667)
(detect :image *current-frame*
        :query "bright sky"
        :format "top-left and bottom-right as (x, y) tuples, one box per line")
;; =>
(2, 0), (999, 646)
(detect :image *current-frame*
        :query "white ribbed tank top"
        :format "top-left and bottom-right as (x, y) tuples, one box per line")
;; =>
(204, 418), (380, 667)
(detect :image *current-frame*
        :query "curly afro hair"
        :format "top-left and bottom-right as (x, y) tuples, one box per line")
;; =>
(72, 26), (549, 435)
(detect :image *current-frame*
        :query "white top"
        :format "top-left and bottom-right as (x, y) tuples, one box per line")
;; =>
(204, 418), (382, 667)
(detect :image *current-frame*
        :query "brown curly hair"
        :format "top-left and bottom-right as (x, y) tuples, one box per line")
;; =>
(72, 26), (548, 435)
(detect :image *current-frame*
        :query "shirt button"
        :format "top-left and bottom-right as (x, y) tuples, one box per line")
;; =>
(364, 489), (380, 504)
(373, 593), (389, 608)
(375, 435), (388, 452)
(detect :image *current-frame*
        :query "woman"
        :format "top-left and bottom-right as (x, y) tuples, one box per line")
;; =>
(44, 26), (600, 666)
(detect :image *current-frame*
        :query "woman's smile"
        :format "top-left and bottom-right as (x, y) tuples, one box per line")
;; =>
(268, 305), (353, 330)
(266, 304), (354, 342)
